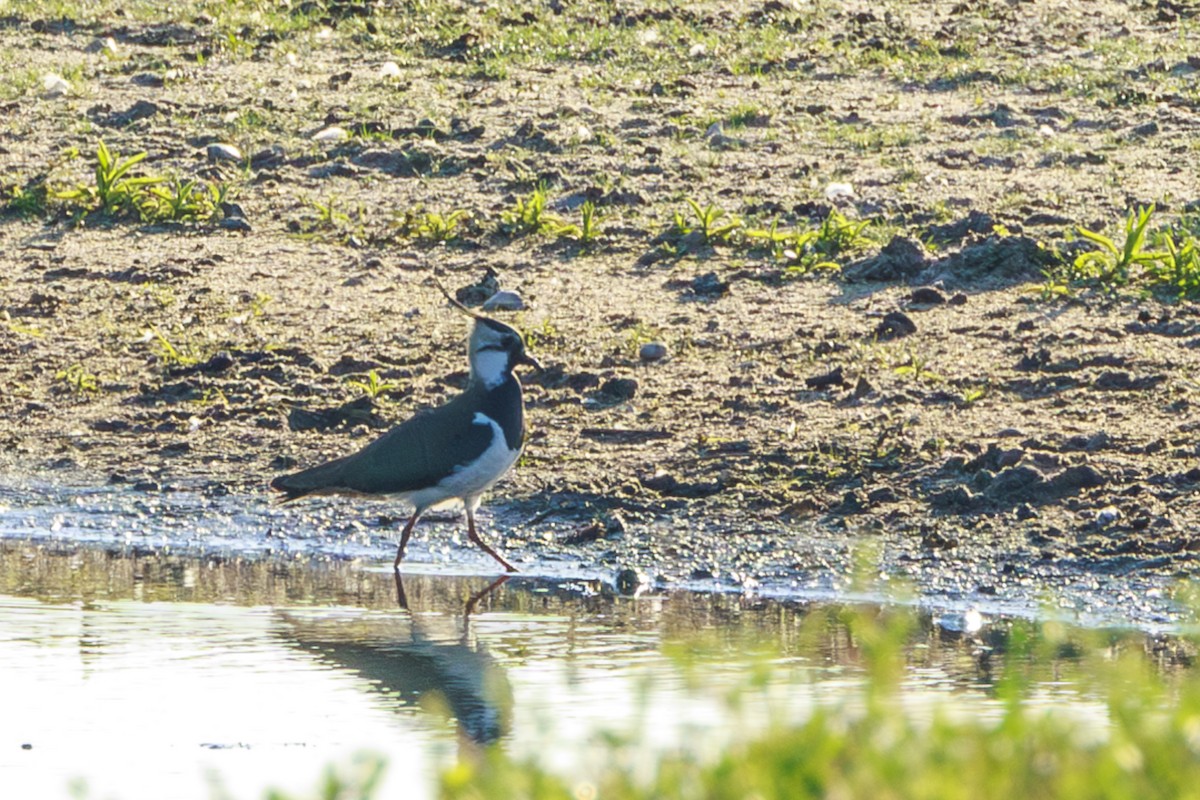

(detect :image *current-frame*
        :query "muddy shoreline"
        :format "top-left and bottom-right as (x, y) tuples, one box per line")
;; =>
(3, 1), (1200, 629)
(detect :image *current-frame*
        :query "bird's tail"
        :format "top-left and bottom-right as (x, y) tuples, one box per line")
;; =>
(269, 457), (350, 502)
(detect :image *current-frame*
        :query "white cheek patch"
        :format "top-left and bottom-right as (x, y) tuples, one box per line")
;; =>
(473, 349), (510, 388)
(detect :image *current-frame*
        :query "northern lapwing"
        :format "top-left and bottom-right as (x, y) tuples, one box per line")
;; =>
(270, 299), (540, 572)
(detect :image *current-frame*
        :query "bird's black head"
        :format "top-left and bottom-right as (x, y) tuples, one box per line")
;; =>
(468, 316), (542, 385)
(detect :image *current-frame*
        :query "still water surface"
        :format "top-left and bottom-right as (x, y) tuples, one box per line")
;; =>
(0, 544), (1109, 799)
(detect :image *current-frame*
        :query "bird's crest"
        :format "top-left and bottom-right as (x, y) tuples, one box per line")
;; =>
(431, 276), (486, 320)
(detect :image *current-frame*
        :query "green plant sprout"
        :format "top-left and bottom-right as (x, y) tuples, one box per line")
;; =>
(393, 208), (470, 243)
(146, 325), (198, 368)
(675, 199), (743, 246)
(54, 141), (162, 217)
(346, 370), (401, 399)
(499, 185), (563, 237)
(55, 363), (99, 394)
(1073, 204), (1160, 288)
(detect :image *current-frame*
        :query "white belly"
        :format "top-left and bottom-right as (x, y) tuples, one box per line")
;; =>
(406, 413), (521, 510)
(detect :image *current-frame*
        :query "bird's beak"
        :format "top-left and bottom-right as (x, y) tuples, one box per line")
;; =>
(517, 352), (544, 373)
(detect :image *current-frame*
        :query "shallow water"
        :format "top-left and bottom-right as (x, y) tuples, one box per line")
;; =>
(0, 479), (1189, 631)
(0, 539), (1129, 800)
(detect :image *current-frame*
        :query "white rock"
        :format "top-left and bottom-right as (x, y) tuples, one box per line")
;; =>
(689, 43), (707, 58)
(379, 61), (401, 79)
(42, 73), (70, 98)
(637, 28), (660, 46)
(575, 124), (593, 141)
(285, 52), (299, 67)
(312, 125), (349, 142)
(824, 182), (855, 200)
(481, 290), (525, 312)
(206, 143), (243, 163)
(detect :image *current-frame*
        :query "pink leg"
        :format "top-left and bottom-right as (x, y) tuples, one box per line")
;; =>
(464, 575), (510, 620)
(466, 506), (517, 573)
(393, 510), (422, 570)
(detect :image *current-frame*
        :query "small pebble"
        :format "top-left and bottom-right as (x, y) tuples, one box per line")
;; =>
(312, 125), (348, 142)
(480, 290), (525, 312)
(825, 182), (854, 200)
(206, 143), (243, 164)
(219, 217), (252, 233)
(379, 61), (401, 79)
(639, 342), (668, 362)
(42, 73), (69, 98)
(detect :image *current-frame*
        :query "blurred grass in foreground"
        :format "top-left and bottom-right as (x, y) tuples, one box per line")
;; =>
(269, 605), (1200, 800)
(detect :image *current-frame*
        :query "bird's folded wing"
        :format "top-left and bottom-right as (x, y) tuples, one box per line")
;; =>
(334, 399), (495, 495)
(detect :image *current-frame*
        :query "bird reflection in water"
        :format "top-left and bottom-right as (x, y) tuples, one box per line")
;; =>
(280, 573), (513, 747)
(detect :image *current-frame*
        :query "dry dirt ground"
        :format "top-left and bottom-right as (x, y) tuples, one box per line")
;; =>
(4, 0), (1200, 623)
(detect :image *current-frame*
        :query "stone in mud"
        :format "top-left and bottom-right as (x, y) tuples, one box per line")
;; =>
(983, 465), (1047, 502)
(639, 342), (668, 362)
(197, 351), (236, 374)
(805, 366), (846, 390)
(1049, 464), (1105, 493)
(219, 217), (252, 233)
(1093, 371), (1167, 391)
(481, 291), (525, 312)
(920, 235), (1054, 288)
(42, 73), (70, 97)
(598, 377), (638, 402)
(691, 271), (729, 297)
(867, 486), (899, 504)
(965, 444), (1025, 473)
(312, 125), (349, 142)
(930, 485), (975, 510)
(454, 268), (501, 306)
(926, 210), (996, 246)
(250, 147), (286, 170)
(352, 145), (448, 176)
(1062, 431), (1111, 452)
(639, 471), (723, 498)
(207, 143), (243, 163)
(908, 286), (947, 306)
(327, 354), (383, 376)
(875, 310), (917, 340)
(91, 99), (160, 127)
(844, 236), (929, 282)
